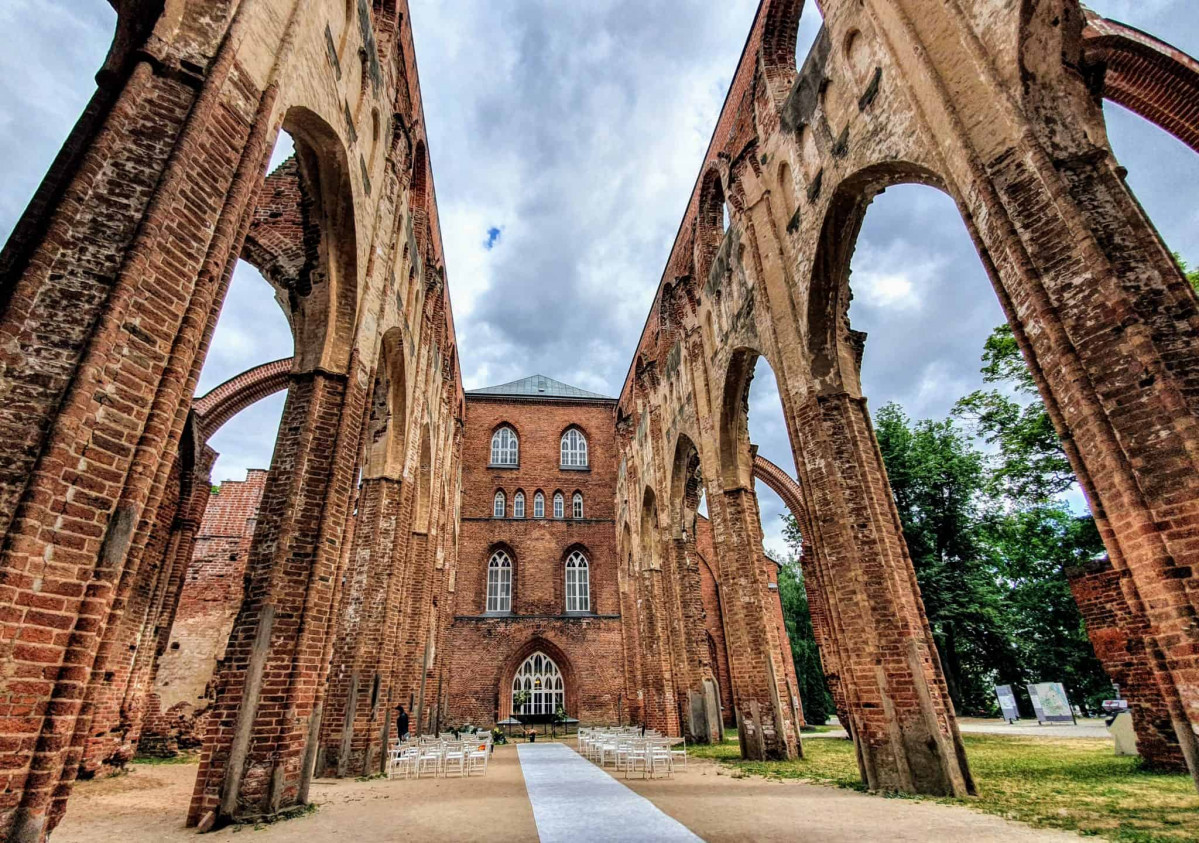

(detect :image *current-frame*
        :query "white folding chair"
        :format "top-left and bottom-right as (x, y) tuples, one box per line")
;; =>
(670, 737), (687, 769)
(417, 742), (443, 778)
(443, 741), (467, 777)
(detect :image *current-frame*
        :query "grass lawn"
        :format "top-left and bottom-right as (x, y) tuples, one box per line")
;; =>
(689, 731), (1199, 842)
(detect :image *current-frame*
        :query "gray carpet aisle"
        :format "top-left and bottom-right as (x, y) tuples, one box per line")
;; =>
(517, 743), (703, 843)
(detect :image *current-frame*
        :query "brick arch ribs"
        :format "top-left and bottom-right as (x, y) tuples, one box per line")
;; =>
(1083, 11), (1199, 153)
(192, 358), (293, 442)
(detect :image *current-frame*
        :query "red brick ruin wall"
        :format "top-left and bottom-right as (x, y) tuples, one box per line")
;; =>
(1, 0), (1199, 836)
(1067, 559), (1188, 771)
(153, 472), (267, 724)
(446, 396), (625, 727)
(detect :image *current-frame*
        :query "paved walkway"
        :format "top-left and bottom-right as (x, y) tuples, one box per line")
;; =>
(517, 742), (702, 842)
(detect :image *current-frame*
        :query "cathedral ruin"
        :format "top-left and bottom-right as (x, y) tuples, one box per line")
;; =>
(0, 0), (1196, 839)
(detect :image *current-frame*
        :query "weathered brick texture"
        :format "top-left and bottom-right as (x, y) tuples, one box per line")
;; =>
(3, 0), (1199, 835)
(1067, 559), (1188, 771)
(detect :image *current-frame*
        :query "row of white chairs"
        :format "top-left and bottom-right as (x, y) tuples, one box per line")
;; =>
(578, 727), (686, 778)
(387, 733), (492, 779)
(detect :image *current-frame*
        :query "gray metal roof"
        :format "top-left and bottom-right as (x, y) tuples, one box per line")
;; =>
(466, 374), (613, 401)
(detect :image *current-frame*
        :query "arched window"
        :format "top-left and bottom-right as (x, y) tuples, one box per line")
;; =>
(487, 551), (512, 613)
(512, 651), (564, 716)
(491, 426), (518, 466)
(513, 491), (525, 519)
(572, 492), (583, 519)
(565, 550), (590, 612)
(553, 492), (564, 519)
(493, 490), (506, 518)
(533, 491), (545, 519)
(560, 428), (588, 468)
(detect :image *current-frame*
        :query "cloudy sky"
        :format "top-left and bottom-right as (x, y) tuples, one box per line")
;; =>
(2, 1), (1196, 555)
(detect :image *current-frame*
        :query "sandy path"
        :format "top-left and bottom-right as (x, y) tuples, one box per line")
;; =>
(51, 741), (1087, 842)
(53, 746), (538, 843)
(621, 755), (1081, 842)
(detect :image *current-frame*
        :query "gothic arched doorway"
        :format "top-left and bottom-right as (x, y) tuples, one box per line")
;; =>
(512, 651), (565, 719)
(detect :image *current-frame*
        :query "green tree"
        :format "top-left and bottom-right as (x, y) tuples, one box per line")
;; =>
(953, 325), (1073, 501)
(874, 403), (1019, 713)
(775, 519), (835, 727)
(1175, 253), (1199, 294)
(954, 323), (1112, 712)
(977, 505), (1111, 710)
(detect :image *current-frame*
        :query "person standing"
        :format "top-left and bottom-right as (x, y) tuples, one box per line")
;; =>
(396, 704), (410, 741)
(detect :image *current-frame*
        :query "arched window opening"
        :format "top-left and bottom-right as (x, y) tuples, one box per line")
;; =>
(722, 200), (731, 233)
(493, 490), (506, 518)
(565, 551), (590, 613)
(487, 551), (512, 613)
(491, 426), (519, 466)
(512, 652), (564, 717)
(553, 492), (565, 519)
(533, 491), (545, 519)
(513, 491), (526, 519)
(560, 428), (588, 468)
(572, 492), (584, 519)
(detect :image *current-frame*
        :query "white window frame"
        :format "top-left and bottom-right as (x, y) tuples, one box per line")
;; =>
(572, 492), (583, 519)
(533, 491), (545, 519)
(560, 428), (588, 468)
(553, 492), (564, 519)
(565, 550), (590, 613)
(512, 652), (564, 717)
(490, 427), (519, 466)
(513, 491), (525, 519)
(487, 550), (512, 613)
(493, 490), (505, 518)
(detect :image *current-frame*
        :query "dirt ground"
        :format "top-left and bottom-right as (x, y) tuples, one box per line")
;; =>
(53, 745), (539, 843)
(623, 755), (1079, 842)
(53, 741), (1082, 842)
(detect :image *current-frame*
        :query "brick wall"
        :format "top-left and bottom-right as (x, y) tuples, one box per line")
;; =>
(154, 471), (266, 715)
(1066, 559), (1187, 771)
(444, 392), (626, 725)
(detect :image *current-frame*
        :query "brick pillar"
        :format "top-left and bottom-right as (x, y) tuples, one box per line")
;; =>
(1066, 559), (1187, 771)
(665, 536), (712, 738)
(318, 477), (409, 777)
(639, 568), (680, 736)
(983, 146), (1199, 789)
(78, 454), (185, 778)
(0, 9), (277, 836)
(120, 446), (216, 759)
(188, 368), (365, 828)
(707, 488), (800, 761)
(801, 538), (850, 730)
(794, 392), (972, 796)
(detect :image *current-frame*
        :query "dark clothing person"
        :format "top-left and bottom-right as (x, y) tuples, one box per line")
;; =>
(396, 707), (410, 741)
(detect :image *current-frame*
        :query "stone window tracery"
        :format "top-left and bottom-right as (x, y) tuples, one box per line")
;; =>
(487, 550), (512, 613)
(565, 550), (590, 613)
(512, 651), (564, 717)
(560, 428), (588, 468)
(491, 426), (518, 466)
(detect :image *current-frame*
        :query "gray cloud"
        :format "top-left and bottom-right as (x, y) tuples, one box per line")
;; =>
(1, 1), (1196, 534)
